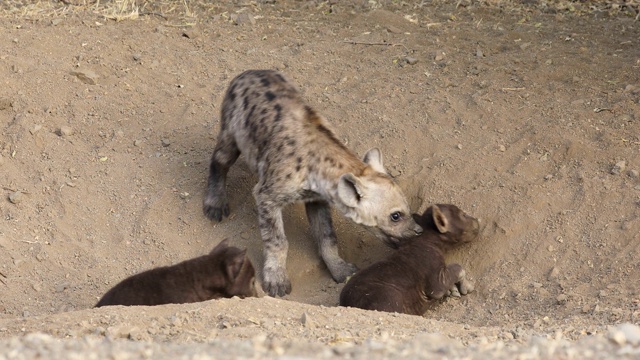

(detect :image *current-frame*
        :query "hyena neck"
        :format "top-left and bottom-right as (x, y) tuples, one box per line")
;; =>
(302, 107), (371, 221)
(306, 146), (371, 222)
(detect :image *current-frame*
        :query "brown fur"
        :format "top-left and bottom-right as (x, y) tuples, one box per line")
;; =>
(339, 204), (480, 315)
(95, 239), (257, 307)
(203, 70), (422, 297)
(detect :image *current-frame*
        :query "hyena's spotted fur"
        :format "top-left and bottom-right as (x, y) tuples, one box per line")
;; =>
(204, 70), (423, 297)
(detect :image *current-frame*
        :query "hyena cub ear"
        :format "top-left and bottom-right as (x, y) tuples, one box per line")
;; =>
(362, 148), (387, 174)
(432, 205), (450, 234)
(210, 238), (230, 255)
(337, 173), (365, 208)
(225, 249), (250, 281)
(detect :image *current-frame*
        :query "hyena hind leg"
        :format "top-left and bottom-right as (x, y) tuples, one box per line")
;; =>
(305, 201), (358, 283)
(203, 134), (240, 221)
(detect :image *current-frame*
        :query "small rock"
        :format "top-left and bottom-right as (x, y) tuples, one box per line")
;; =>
(8, 191), (23, 204)
(544, 174), (553, 181)
(628, 169), (639, 179)
(0, 98), (12, 110)
(57, 126), (74, 137)
(434, 52), (445, 62)
(30, 124), (42, 135)
(404, 56), (418, 65)
(556, 294), (568, 304)
(611, 161), (626, 175)
(70, 69), (99, 85)
(614, 323), (640, 346)
(624, 84), (637, 93)
(498, 145), (506, 152)
(599, 290), (608, 298)
(231, 13), (255, 26)
(133, 139), (142, 147)
(51, 18), (63, 26)
(476, 48), (484, 57)
(386, 25), (402, 34)
(132, 53), (142, 61)
(161, 139), (171, 147)
(532, 282), (543, 288)
(548, 267), (560, 280)
(456, 144), (463, 150)
(0, 154), (5, 166)
(301, 312), (314, 327)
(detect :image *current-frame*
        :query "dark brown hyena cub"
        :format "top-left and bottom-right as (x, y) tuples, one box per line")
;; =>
(95, 239), (257, 307)
(339, 204), (480, 316)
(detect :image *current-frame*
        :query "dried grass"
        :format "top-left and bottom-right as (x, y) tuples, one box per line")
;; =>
(0, 0), (215, 24)
(0, 0), (638, 21)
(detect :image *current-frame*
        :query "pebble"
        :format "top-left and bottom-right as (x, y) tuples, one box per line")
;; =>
(456, 144), (463, 150)
(498, 145), (506, 152)
(29, 124), (42, 135)
(628, 170), (639, 179)
(403, 56), (418, 65)
(133, 139), (142, 147)
(548, 267), (560, 280)
(611, 161), (626, 175)
(8, 191), (23, 204)
(231, 13), (255, 26)
(57, 126), (74, 137)
(70, 69), (99, 85)
(434, 51), (445, 61)
(0, 98), (12, 110)
(161, 139), (171, 147)
(556, 294), (568, 304)
(609, 323), (640, 346)
(0, 154), (4, 166)
(301, 312), (314, 328)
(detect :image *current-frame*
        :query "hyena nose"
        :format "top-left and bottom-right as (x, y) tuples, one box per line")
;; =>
(414, 224), (423, 235)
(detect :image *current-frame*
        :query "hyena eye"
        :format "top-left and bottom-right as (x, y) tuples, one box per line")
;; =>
(390, 212), (402, 222)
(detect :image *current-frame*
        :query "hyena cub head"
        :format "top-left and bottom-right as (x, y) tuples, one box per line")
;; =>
(208, 239), (258, 299)
(337, 148), (423, 248)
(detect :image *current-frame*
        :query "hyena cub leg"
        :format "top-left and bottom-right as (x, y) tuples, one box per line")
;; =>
(255, 192), (292, 297)
(305, 201), (358, 282)
(446, 264), (475, 297)
(203, 134), (240, 221)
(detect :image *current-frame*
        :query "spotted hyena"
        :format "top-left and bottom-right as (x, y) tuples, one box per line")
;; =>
(203, 70), (423, 297)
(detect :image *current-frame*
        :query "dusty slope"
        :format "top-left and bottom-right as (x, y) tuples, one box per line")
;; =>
(0, 0), (639, 358)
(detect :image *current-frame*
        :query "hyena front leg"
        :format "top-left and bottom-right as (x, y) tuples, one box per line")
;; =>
(446, 264), (474, 297)
(203, 133), (240, 221)
(305, 201), (358, 282)
(255, 191), (291, 297)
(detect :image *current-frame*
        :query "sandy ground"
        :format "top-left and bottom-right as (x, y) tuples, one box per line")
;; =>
(0, 0), (639, 358)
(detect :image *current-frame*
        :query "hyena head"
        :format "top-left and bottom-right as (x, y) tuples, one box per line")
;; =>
(337, 148), (423, 248)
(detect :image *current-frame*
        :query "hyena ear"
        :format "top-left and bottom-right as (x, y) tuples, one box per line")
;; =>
(225, 249), (248, 281)
(363, 148), (387, 174)
(210, 238), (230, 255)
(338, 173), (365, 208)
(431, 205), (450, 234)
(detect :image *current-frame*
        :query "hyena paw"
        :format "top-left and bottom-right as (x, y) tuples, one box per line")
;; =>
(449, 285), (461, 298)
(203, 195), (230, 222)
(457, 278), (475, 296)
(329, 261), (358, 283)
(262, 268), (292, 297)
